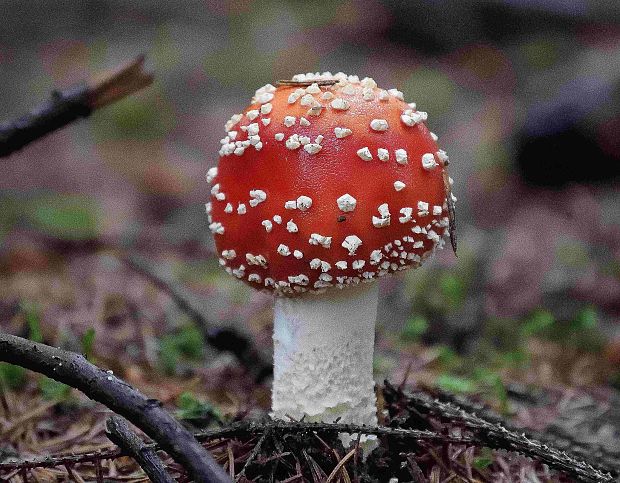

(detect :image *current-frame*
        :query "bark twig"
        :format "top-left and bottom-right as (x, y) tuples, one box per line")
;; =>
(0, 55), (153, 158)
(385, 382), (615, 483)
(2, 395), (617, 482)
(105, 415), (175, 483)
(427, 385), (620, 473)
(193, 419), (474, 444)
(122, 254), (272, 382)
(0, 419), (472, 474)
(0, 332), (230, 483)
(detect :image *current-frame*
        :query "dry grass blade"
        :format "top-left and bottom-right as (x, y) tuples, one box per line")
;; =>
(325, 448), (356, 483)
(280, 474), (304, 483)
(235, 431), (270, 481)
(65, 464), (86, 483)
(0, 401), (56, 438)
(302, 450), (327, 483)
(313, 434), (352, 483)
(227, 442), (235, 479)
(3, 389), (618, 482)
(0, 381), (11, 417)
(95, 459), (104, 483)
(276, 79), (338, 87)
(405, 453), (428, 483)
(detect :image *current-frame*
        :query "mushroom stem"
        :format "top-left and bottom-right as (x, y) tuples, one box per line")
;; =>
(271, 282), (379, 427)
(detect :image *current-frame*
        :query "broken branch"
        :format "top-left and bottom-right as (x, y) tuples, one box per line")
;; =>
(122, 254), (272, 382)
(0, 55), (153, 158)
(0, 332), (230, 483)
(105, 415), (175, 483)
(385, 382), (614, 483)
(2, 390), (617, 482)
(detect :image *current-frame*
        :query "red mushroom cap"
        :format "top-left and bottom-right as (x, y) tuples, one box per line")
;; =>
(206, 73), (454, 295)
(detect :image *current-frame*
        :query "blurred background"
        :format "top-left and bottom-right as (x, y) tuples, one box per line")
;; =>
(1, 0), (620, 419)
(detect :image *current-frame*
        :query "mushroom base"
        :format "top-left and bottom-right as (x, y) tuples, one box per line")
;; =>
(271, 282), (379, 430)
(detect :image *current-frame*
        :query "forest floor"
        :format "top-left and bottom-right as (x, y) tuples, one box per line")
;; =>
(0, 241), (619, 482)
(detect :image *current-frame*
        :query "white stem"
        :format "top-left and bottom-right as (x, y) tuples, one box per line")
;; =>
(271, 282), (379, 427)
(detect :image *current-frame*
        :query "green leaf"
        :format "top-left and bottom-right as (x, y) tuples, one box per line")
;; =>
(500, 349), (530, 368)
(38, 377), (71, 401)
(27, 195), (100, 241)
(158, 336), (182, 375)
(473, 368), (509, 413)
(0, 363), (27, 390)
(157, 323), (205, 375)
(286, 0), (346, 28)
(438, 273), (466, 310)
(521, 309), (554, 337)
(435, 345), (461, 370)
(152, 26), (181, 70)
(401, 316), (429, 342)
(159, 324), (205, 374)
(372, 355), (394, 375)
(175, 391), (220, 421)
(473, 447), (494, 470)
(81, 328), (96, 360)
(572, 306), (598, 330)
(174, 324), (205, 360)
(22, 301), (43, 343)
(472, 367), (498, 385)
(0, 198), (19, 244)
(92, 91), (176, 141)
(437, 374), (477, 393)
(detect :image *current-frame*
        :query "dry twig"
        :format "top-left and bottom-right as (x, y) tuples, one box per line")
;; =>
(0, 55), (153, 158)
(385, 382), (615, 483)
(235, 430), (270, 482)
(0, 419), (471, 475)
(122, 254), (272, 382)
(434, 385), (620, 476)
(276, 79), (338, 87)
(0, 332), (230, 483)
(1, 395), (617, 482)
(105, 415), (175, 483)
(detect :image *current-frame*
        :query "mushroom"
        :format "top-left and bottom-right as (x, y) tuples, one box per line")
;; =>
(206, 73), (455, 435)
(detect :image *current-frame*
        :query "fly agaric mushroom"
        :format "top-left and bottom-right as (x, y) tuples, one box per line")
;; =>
(206, 72), (455, 431)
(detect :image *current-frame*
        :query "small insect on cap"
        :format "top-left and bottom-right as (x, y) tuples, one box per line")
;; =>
(206, 72), (455, 296)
